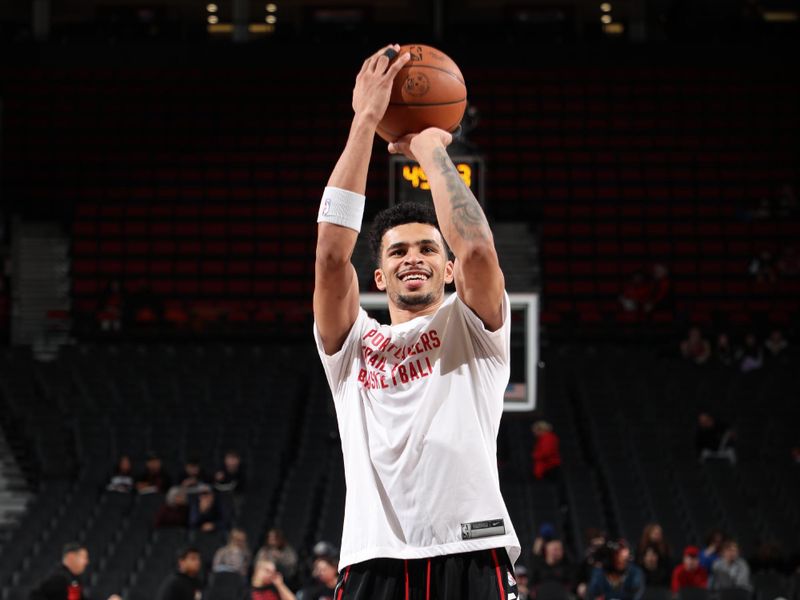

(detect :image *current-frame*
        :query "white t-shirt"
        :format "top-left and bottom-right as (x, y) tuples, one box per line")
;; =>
(314, 292), (520, 571)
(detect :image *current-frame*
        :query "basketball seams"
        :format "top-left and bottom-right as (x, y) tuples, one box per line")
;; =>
(388, 98), (467, 107)
(400, 63), (466, 86)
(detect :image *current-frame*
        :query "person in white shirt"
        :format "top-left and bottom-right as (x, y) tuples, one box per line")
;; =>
(313, 43), (520, 599)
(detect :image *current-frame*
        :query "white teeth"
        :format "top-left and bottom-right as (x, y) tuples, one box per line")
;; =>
(401, 274), (427, 282)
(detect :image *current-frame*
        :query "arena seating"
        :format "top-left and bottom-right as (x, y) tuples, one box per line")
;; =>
(2, 58), (796, 337)
(1, 342), (798, 598)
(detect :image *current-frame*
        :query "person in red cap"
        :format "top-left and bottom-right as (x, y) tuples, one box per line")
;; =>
(671, 546), (708, 594)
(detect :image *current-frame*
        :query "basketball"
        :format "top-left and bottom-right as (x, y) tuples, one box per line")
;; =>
(377, 44), (467, 143)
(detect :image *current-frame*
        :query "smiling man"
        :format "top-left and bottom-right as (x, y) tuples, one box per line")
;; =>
(313, 44), (520, 599)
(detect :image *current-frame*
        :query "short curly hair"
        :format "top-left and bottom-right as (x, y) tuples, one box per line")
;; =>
(368, 202), (450, 265)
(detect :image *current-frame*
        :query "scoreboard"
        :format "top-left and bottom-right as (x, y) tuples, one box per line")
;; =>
(389, 154), (485, 207)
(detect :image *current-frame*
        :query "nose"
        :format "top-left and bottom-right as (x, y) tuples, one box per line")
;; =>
(403, 250), (424, 265)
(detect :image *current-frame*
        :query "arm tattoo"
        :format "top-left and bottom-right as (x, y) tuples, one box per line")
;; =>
(432, 147), (490, 241)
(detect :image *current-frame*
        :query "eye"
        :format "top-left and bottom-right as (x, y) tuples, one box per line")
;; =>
(423, 246), (435, 253)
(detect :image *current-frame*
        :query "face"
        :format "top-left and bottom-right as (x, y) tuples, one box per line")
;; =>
(374, 223), (454, 312)
(64, 549), (89, 575)
(723, 544), (739, 562)
(199, 492), (214, 510)
(683, 554), (699, 570)
(254, 561), (277, 585)
(314, 559), (338, 586)
(545, 540), (564, 563)
(179, 552), (202, 578)
(648, 525), (663, 542)
(185, 463), (200, 477)
(698, 413), (713, 428)
(267, 530), (280, 547)
(231, 530), (246, 547)
(119, 456), (131, 472)
(614, 547), (630, 570)
(689, 328), (701, 342)
(643, 548), (658, 569)
(225, 453), (240, 471)
(146, 458), (161, 472)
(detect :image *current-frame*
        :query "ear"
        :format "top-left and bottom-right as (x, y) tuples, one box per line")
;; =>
(443, 260), (455, 284)
(374, 268), (387, 291)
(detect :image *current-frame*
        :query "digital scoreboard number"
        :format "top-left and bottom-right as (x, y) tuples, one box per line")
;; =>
(389, 155), (485, 207)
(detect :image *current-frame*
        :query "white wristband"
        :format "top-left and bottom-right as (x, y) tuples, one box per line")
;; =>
(317, 186), (366, 232)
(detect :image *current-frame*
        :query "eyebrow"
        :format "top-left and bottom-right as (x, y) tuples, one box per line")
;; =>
(386, 239), (441, 253)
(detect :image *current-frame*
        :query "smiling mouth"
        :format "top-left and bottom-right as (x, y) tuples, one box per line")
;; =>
(398, 271), (430, 283)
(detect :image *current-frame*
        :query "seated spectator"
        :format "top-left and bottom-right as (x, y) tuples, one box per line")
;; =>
(738, 333), (764, 373)
(710, 540), (752, 592)
(639, 545), (671, 588)
(515, 565), (531, 600)
(106, 455), (134, 494)
(578, 528), (609, 596)
(645, 263), (672, 314)
(681, 328), (711, 365)
(189, 488), (227, 533)
(637, 523), (671, 566)
(531, 421), (562, 483)
(586, 540), (645, 600)
(249, 559), (297, 600)
(29, 543), (122, 600)
(155, 546), (203, 600)
(715, 334), (734, 367)
(298, 556), (338, 600)
(765, 330), (788, 359)
(620, 271), (652, 314)
(215, 449), (246, 493)
(136, 452), (171, 495)
(255, 529), (299, 581)
(671, 546), (708, 595)
(212, 528), (251, 576)
(530, 538), (576, 592)
(749, 250), (777, 284)
(179, 457), (209, 495)
(155, 486), (190, 529)
(696, 413), (737, 465)
(699, 529), (725, 571)
(532, 522), (558, 557)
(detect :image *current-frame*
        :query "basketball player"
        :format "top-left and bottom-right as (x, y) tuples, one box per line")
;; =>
(313, 44), (520, 599)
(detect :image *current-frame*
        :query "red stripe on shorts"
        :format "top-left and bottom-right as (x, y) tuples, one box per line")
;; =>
(490, 548), (505, 600)
(404, 559), (410, 600)
(426, 558), (431, 600)
(336, 566), (351, 600)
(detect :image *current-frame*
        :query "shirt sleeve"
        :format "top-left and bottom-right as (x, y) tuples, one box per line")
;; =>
(454, 291), (511, 362)
(313, 308), (369, 395)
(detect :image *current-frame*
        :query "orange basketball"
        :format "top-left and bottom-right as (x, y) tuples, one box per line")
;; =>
(377, 44), (467, 143)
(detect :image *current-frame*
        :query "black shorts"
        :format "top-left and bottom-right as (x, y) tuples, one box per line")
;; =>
(334, 548), (518, 600)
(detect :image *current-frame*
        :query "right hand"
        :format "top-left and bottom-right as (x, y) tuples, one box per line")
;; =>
(352, 44), (411, 126)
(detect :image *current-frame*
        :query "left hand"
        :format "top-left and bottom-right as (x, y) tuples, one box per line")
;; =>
(387, 127), (453, 161)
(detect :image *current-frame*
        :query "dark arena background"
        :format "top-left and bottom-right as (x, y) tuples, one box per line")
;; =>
(0, 1), (799, 599)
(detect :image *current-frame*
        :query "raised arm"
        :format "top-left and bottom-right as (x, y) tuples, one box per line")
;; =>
(314, 44), (411, 354)
(388, 128), (505, 331)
